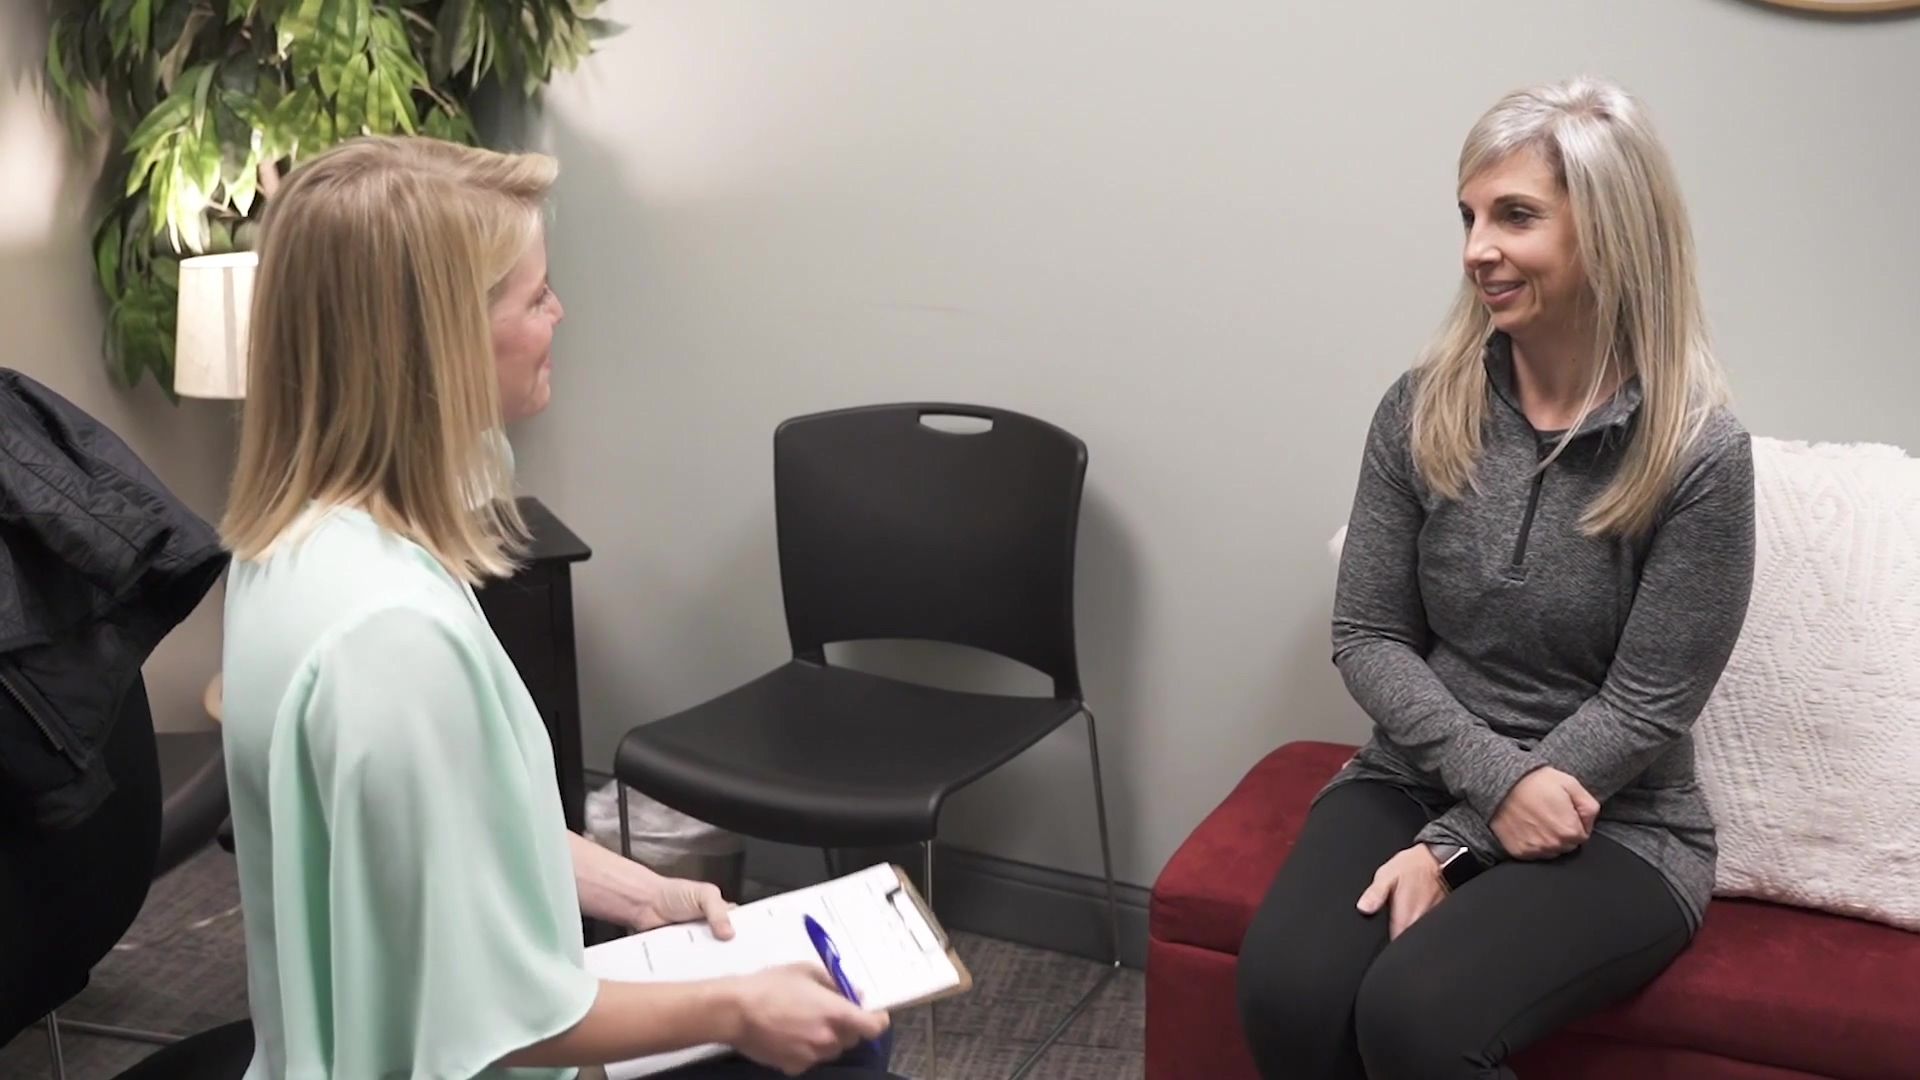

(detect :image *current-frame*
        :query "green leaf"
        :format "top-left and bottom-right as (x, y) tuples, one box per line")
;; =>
(279, 0), (324, 56)
(229, 0), (254, 23)
(421, 103), (473, 144)
(335, 50), (369, 134)
(125, 83), (195, 197)
(389, 70), (416, 133)
(364, 60), (387, 132)
(191, 61), (218, 137)
(195, 111), (223, 200)
(428, 0), (461, 80)
(529, 3), (554, 59)
(233, 217), (262, 251)
(214, 97), (253, 197)
(112, 274), (178, 392)
(131, 0), (154, 54)
(301, 90), (336, 155)
(550, 16), (584, 71)
(45, 19), (97, 139)
(217, 60), (263, 104)
(151, 252), (180, 290)
(468, 7), (490, 86)
(45, 20), (73, 105)
(282, 0), (346, 111)
(372, 8), (427, 88)
(94, 215), (123, 297)
(229, 148), (260, 215)
(123, 201), (152, 264)
(282, 0), (370, 98)
(125, 82), (192, 153)
(266, 84), (318, 159)
(329, 0), (373, 80)
(158, 149), (187, 249)
(145, 154), (171, 235)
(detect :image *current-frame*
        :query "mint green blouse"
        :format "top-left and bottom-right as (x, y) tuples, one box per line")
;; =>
(222, 507), (599, 1079)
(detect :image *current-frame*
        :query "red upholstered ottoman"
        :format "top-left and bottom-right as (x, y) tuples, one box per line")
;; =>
(1147, 741), (1920, 1080)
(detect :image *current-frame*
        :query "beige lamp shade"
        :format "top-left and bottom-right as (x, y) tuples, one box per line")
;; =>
(173, 251), (257, 399)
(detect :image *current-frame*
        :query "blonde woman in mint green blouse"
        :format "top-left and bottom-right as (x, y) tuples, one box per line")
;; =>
(219, 137), (892, 1080)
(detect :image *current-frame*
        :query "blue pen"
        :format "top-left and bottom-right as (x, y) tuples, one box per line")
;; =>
(803, 914), (881, 1056)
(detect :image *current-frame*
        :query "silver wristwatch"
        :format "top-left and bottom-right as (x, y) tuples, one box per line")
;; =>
(1425, 842), (1482, 891)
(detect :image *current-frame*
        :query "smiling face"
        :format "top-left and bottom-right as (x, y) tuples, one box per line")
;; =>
(490, 226), (564, 423)
(1458, 147), (1588, 343)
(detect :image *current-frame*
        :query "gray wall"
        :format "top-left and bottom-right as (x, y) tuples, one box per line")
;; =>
(8, 1), (1916, 873)
(515, 0), (1920, 889)
(1, 4), (233, 734)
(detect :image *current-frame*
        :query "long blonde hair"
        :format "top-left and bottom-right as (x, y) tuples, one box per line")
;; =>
(1410, 76), (1727, 537)
(222, 136), (557, 582)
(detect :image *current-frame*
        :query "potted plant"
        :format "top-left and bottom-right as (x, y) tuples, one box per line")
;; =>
(44, 0), (612, 394)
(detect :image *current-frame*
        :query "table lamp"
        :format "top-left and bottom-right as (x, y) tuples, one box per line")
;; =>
(173, 251), (256, 400)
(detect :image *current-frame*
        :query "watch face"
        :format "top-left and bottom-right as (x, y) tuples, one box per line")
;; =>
(1441, 850), (1482, 890)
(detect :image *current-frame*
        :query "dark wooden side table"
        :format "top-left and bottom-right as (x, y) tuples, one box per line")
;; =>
(476, 497), (593, 833)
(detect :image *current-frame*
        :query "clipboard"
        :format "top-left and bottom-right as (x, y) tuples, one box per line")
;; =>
(875, 862), (974, 1009)
(583, 862), (972, 1078)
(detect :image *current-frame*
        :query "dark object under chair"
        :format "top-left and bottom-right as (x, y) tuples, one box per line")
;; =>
(612, 403), (1121, 1080)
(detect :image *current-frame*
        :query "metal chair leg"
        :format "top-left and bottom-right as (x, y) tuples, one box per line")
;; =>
(1008, 706), (1123, 1080)
(617, 779), (633, 859)
(922, 838), (938, 1080)
(44, 1013), (66, 1080)
(50, 1017), (182, 1046)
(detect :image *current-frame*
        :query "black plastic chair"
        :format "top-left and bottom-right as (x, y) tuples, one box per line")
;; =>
(612, 403), (1119, 1080)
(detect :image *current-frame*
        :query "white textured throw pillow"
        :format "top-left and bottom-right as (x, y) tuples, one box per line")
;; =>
(1693, 437), (1920, 930)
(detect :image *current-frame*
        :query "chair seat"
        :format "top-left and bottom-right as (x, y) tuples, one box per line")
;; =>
(614, 660), (1084, 847)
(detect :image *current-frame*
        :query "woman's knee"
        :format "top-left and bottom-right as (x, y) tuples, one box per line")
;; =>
(1234, 914), (1366, 1076)
(1234, 938), (1308, 1037)
(1353, 953), (1489, 1080)
(1235, 959), (1336, 1076)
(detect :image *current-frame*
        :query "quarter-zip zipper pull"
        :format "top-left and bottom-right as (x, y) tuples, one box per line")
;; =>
(1508, 438), (1552, 576)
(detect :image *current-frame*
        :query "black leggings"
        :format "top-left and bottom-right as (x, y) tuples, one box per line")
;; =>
(1235, 780), (1692, 1080)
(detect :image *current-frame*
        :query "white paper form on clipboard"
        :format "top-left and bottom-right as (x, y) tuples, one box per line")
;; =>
(583, 862), (973, 1079)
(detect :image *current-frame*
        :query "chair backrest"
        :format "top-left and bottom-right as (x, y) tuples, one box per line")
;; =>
(774, 403), (1087, 700)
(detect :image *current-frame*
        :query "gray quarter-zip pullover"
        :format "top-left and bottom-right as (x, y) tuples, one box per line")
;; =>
(1325, 334), (1755, 929)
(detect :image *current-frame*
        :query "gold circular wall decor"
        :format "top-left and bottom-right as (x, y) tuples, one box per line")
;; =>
(1753, 0), (1920, 11)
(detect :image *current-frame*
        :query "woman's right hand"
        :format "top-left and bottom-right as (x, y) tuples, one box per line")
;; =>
(1491, 767), (1600, 859)
(724, 963), (891, 1076)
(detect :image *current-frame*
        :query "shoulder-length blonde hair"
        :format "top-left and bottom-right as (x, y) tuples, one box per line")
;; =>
(1411, 76), (1728, 537)
(222, 136), (557, 582)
